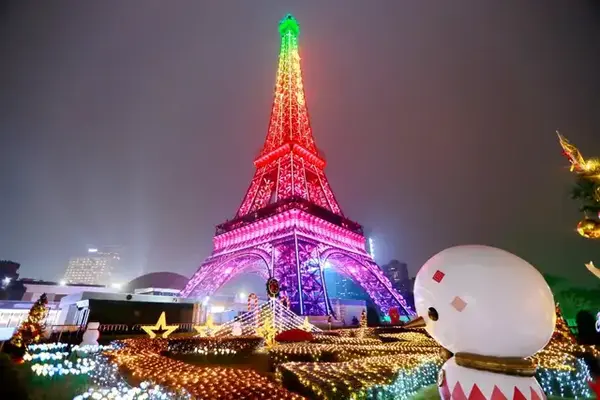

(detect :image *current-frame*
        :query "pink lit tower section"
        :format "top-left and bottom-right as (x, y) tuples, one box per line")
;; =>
(181, 15), (414, 317)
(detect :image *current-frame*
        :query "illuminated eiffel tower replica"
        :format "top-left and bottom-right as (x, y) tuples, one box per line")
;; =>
(182, 15), (414, 317)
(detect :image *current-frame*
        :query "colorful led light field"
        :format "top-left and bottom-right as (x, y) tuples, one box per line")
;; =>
(106, 338), (303, 399)
(20, 342), (190, 399)
(19, 320), (597, 400)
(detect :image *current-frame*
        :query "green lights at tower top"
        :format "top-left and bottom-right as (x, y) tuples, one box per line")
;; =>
(279, 14), (300, 37)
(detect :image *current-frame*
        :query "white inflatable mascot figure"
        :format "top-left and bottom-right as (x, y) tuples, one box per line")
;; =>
(405, 245), (555, 400)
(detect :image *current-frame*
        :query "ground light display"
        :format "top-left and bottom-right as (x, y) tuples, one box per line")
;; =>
(181, 14), (412, 317)
(10, 308), (598, 399)
(6, 252), (600, 399)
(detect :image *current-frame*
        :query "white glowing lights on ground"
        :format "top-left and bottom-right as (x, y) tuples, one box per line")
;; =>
(23, 341), (190, 400)
(31, 357), (96, 377)
(73, 382), (185, 400)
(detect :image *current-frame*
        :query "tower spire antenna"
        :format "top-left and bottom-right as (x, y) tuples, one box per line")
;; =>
(279, 14), (300, 37)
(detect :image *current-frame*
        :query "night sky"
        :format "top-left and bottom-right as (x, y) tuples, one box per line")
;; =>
(2, 1), (600, 287)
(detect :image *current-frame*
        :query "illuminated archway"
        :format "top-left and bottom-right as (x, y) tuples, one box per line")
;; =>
(321, 250), (412, 316)
(184, 250), (270, 299)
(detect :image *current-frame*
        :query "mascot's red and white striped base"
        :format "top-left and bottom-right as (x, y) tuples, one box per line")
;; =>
(410, 246), (556, 400)
(438, 358), (546, 400)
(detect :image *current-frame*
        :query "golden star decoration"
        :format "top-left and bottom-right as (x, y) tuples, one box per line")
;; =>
(194, 314), (215, 337)
(256, 313), (277, 348)
(141, 312), (179, 339)
(301, 317), (312, 332)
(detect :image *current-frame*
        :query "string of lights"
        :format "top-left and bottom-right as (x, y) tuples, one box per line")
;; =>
(21, 341), (191, 400)
(214, 298), (321, 337)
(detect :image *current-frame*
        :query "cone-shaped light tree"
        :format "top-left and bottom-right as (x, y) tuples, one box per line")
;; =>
(9, 293), (49, 349)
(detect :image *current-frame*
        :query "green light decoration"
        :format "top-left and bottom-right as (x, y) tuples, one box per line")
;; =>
(279, 14), (300, 37)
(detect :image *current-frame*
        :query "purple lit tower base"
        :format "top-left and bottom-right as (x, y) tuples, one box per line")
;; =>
(181, 203), (413, 317)
(181, 15), (414, 317)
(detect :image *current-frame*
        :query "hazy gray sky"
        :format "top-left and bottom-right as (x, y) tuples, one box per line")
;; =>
(2, 1), (600, 287)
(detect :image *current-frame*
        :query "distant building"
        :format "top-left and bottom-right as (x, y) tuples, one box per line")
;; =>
(19, 279), (113, 303)
(381, 260), (415, 309)
(336, 275), (367, 301)
(125, 272), (189, 297)
(323, 268), (367, 301)
(381, 260), (409, 286)
(0, 279), (120, 339)
(63, 247), (121, 285)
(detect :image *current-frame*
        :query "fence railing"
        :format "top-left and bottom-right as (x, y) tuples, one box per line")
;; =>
(46, 325), (86, 344)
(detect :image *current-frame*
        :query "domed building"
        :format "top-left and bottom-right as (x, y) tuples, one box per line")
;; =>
(125, 272), (189, 296)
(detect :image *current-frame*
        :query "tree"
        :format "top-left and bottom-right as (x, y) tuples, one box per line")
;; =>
(545, 274), (600, 322)
(7, 293), (49, 354)
(553, 303), (576, 344)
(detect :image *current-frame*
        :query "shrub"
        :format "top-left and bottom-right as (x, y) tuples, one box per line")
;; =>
(275, 329), (314, 343)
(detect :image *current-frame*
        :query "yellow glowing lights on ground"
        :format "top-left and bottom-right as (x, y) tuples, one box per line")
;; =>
(141, 312), (179, 339)
(108, 338), (302, 399)
(100, 311), (596, 400)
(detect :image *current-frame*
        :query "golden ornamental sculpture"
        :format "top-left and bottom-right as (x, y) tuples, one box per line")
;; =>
(557, 132), (600, 280)
(557, 132), (600, 240)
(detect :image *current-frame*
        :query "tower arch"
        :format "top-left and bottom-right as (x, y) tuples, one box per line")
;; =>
(321, 250), (411, 316)
(184, 250), (270, 299)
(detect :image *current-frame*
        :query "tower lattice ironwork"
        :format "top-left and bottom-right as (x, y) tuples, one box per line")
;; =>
(182, 15), (414, 317)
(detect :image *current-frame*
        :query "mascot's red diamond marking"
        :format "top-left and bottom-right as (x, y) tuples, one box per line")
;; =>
(432, 270), (445, 283)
